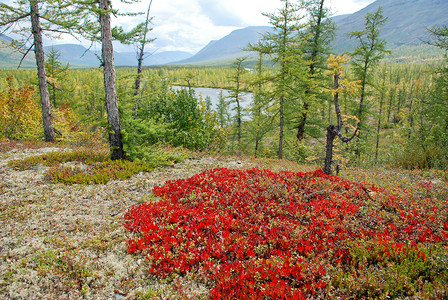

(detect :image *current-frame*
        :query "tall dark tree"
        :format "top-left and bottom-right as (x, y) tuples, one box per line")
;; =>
(248, 0), (308, 159)
(72, 0), (146, 160)
(98, 0), (124, 160)
(296, 0), (335, 140)
(349, 7), (389, 127)
(0, 0), (86, 142)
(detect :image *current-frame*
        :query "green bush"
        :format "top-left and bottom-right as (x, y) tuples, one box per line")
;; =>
(119, 75), (218, 157)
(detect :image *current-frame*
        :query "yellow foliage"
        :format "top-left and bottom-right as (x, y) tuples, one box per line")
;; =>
(326, 54), (361, 96)
(326, 54), (351, 75)
(0, 77), (42, 141)
(53, 102), (105, 147)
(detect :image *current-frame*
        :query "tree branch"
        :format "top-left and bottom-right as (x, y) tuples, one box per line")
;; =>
(17, 42), (34, 69)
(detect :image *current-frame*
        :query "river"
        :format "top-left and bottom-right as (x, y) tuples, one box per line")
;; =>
(172, 85), (253, 113)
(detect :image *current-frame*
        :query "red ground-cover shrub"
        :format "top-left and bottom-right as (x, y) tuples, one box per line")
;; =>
(124, 168), (448, 299)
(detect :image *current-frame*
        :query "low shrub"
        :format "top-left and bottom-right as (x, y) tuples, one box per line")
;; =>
(8, 145), (189, 184)
(125, 168), (448, 299)
(8, 148), (109, 170)
(44, 159), (152, 184)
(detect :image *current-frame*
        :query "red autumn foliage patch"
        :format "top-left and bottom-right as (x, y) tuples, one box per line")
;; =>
(124, 168), (448, 299)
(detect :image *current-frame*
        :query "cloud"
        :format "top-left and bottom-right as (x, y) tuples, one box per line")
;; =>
(196, 0), (246, 26)
(329, 0), (375, 16)
(40, 0), (375, 54)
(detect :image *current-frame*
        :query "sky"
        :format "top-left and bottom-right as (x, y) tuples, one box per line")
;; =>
(38, 0), (375, 54)
(108, 0), (375, 53)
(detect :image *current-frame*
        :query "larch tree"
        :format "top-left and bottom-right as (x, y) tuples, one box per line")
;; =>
(0, 0), (86, 142)
(228, 56), (248, 145)
(45, 47), (70, 108)
(71, 0), (146, 160)
(296, 0), (335, 141)
(248, 0), (308, 159)
(216, 90), (230, 128)
(110, 0), (156, 95)
(348, 7), (389, 130)
(248, 53), (272, 157)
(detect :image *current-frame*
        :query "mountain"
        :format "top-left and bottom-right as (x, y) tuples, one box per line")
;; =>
(115, 51), (193, 66)
(44, 44), (100, 67)
(1, 0), (447, 68)
(0, 34), (36, 68)
(174, 26), (272, 65)
(332, 0), (448, 54)
(0, 38), (193, 68)
(0, 33), (13, 43)
(175, 0), (447, 65)
(43, 44), (193, 67)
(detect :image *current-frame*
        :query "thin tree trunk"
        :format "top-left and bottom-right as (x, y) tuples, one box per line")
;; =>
(297, 0), (325, 141)
(235, 75), (241, 144)
(387, 87), (394, 123)
(99, 0), (124, 160)
(324, 125), (336, 175)
(375, 92), (384, 164)
(30, 0), (55, 142)
(254, 134), (259, 157)
(296, 102), (308, 140)
(236, 99), (241, 143)
(134, 0), (153, 95)
(278, 95), (284, 159)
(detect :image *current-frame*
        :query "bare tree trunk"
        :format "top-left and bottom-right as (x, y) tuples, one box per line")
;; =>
(236, 98), (241, 143)
(375, 92), (384, 164)
(296, 102), (308, 140)
(324, 125), (336, 174)
(134, 0), (153, 95)
(30, 0), (55, 142)
(324, 73), (359, 175)
(278, 95), (284, 159)
(99, 0), (124, 160)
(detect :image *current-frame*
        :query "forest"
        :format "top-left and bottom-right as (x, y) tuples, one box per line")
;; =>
(1, 0), (448, 299)
(0, 1), (446, 172)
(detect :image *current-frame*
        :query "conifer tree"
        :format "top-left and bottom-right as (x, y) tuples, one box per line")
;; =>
(216, 90), (230, 128)
(71, 0), (146, 160)
(45, 47), (70, 108)
(348, 7), (389, 158)
(296, 0), (335, 140)
(348, 7), (389, 128)
(228, 57), (248, 145)
(248, 0), (308, 159)
(324, 55), (359, 175)
(248, 53), (272, 157)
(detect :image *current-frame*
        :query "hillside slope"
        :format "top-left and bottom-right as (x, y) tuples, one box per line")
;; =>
(174, 26), (272, 65)
(332, 0), (448, 53)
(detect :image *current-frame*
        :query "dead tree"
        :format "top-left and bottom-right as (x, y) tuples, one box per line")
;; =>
(324, 56), (359, 175)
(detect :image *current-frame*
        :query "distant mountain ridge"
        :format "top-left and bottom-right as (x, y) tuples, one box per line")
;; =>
(180, 0), (448, 65)
(1, 0), (446, 68)
(331, 0), (448, 53)
(0, 39), (193, 68)
(175, 26), (273, 65)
